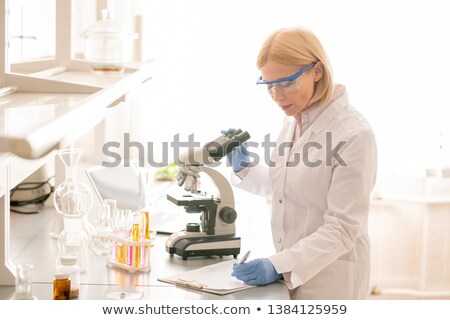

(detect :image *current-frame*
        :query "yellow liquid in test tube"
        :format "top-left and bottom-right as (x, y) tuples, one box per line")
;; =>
(142, 210), (154, 247)
(122, 244), (127, 264)
(116, 244), (124, 263)
(132, 218), (140, 267)
(140, 211), (149, 266)
(133, 246), (140, 267)
(143, 211), (150, 240)
(132, 223), (140, 242)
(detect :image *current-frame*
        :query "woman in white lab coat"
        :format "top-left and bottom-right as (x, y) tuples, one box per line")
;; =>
(230, 27), (378, 299)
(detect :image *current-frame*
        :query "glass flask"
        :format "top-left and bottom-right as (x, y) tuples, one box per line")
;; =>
(11, 264), (37, 300)
(53, 148), (93, 272)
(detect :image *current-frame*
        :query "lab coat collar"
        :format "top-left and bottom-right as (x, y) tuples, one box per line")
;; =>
(310, 84), (348, 134)
(282, 85), (348, 152)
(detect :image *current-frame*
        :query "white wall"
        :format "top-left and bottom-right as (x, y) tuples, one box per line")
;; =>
(134, 0), (450, 185)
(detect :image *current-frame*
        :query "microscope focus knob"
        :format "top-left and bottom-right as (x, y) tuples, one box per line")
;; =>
(185, 223), (201, 232)
(219, 206), (237, 224)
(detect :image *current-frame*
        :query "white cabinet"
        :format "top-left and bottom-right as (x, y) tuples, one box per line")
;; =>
(369, 181), (450, 297)
(0, 0), (152, 284)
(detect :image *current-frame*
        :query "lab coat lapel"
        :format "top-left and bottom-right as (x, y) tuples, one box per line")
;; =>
(279, 118), (296, 163)
(290, 128), (313, 158)
(283, 118), (313, 165)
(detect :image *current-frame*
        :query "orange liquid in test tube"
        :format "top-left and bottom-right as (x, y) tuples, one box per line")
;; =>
(132, 212), (141, 267)
(133, 246), (140, 267)
(122, 244), (127, 264)
(142, 211), (150, 240)
(116, 244), (124, 263)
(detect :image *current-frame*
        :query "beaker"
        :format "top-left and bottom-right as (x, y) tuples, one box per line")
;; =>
(11, 264), (37, 300)
(91, 203), (112, 255)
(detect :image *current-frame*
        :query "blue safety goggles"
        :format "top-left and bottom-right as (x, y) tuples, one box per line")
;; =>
(256, 63), (315, 95)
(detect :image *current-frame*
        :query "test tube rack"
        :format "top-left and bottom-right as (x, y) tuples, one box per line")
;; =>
(107, 234), (153, 273)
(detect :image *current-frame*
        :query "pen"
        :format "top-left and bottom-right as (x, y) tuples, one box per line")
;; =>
(239, 250), (251, 264)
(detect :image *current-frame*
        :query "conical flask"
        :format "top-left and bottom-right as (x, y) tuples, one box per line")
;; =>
(53, 148), (93, 272)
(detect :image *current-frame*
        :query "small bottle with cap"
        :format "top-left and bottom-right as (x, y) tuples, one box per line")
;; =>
(57, 256), (80, 298)
(53, 272), (71, 300)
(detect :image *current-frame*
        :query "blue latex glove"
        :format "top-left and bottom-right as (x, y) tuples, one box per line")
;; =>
(231, 258), (282, 286)
(221, 128), (250, 172)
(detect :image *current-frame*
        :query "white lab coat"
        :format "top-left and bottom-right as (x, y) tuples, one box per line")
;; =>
(232, 87), (377, 299)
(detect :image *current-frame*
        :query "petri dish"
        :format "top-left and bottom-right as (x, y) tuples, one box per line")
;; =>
(104, 286), (143, 300)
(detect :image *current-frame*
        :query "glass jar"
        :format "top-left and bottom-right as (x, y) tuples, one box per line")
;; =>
(81, 9), (138, 73)
(56, 256), (80, 299)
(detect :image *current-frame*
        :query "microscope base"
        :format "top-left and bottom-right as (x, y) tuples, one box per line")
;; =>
(166, 235), (241, 260)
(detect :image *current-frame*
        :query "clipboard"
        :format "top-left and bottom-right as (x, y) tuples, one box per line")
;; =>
(157, 260), (254, 295)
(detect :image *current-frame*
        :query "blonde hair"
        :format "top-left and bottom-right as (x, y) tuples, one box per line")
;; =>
(257, 27), (333, 106)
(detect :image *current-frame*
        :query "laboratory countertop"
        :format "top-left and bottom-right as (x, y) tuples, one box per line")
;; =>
(0, 191), (289, 300)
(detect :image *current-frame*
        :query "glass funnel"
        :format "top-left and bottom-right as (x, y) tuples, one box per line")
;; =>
(53, 147), (93, 272)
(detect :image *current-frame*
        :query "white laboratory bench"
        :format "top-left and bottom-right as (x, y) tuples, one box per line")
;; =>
(0, 190), (289, 300)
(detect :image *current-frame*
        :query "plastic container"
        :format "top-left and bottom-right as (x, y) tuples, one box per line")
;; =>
(81, 9), (138, 73)
(57, 256), (81, 298)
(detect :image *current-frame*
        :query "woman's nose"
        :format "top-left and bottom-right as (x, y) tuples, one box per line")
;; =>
(271, 87), (285, 102)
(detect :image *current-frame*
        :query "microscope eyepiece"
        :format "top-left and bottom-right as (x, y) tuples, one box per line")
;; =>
(233, 131), (250, 144)
(205, 129), (251, 161)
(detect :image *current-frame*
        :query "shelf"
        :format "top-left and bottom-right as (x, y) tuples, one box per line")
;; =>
(0, 63), (152, 159)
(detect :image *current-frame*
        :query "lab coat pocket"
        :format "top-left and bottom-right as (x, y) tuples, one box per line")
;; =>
(296, 259), (355, 300)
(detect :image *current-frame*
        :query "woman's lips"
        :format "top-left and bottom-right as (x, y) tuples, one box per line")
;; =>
(281, 104), (292, 111)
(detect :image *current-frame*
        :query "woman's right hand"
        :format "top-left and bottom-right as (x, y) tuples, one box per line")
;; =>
(221, 128), (250, 172)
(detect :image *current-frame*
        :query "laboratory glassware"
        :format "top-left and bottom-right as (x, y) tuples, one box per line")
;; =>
(11, 264), (37, 300)
(91, 203), (112, 255)
(107, 209), (153, 273)
(53, 147), (93, 272)
(81, 9), (138, 73)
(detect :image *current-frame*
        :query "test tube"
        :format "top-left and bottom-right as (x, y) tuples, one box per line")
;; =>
(132, 211), (141, 267)
(112, 208), (124, 263)
(140, 210), (150, 266)
(122, 210), (133, 265)
(125, 211), (133, 267)
(142, 210), (150, 240)
(104, 199), (116, 223)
